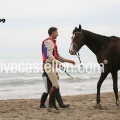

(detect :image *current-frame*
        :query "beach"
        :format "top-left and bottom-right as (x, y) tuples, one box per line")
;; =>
(0, 92), (120, 120)
(0, 65), (120, 120)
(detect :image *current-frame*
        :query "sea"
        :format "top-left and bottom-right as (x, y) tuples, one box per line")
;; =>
(0, 60), (120, 100)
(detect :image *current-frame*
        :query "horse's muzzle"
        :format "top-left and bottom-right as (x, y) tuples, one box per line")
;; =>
(69, 49), (76, 55)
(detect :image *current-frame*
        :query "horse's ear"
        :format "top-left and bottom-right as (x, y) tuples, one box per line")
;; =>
(75, 27), (77, 30)
(79, 24), (81, 30)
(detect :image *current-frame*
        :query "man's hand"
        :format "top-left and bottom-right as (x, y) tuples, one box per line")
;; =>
(56, 61), (62, 68)
(67, 60), (76, 65)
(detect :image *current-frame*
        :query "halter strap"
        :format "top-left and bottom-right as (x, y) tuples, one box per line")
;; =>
(71, 30), (84, 67)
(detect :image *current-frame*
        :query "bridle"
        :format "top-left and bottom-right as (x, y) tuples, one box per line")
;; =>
(71, 31), (84, 51)
(71, 31), (84, 66)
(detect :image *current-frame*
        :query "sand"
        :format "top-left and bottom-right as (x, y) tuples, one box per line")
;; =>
(0, 92), (120, 120)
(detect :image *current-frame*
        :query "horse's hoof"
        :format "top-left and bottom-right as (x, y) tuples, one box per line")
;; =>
(94, 104), (102, 109)
(115, 104), (120, 109)
(115, 106), (119, 109)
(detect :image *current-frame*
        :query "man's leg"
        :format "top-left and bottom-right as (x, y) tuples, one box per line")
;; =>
(40, 92), (48, 108)
(56, 88), (70, 108)
(45, 63), (59, 112)
(48, 86), (58, 111)
(40, 72), (52, 108)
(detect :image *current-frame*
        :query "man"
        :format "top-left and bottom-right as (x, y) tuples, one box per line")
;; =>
(40, 71), (70, 108)
(41, 27), (75, 112)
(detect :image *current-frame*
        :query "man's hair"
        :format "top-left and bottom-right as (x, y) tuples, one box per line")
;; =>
(48, 27), (57, 36)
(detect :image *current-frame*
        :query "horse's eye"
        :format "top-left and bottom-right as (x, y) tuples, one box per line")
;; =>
(75, 36), (79, 39)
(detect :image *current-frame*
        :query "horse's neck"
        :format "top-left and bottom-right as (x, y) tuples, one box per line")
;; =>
(83, 30), (106, 56)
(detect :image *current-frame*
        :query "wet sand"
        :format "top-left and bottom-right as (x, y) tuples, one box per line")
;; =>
(0, 92), (120, 120)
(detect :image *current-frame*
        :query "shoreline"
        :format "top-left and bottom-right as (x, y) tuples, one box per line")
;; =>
(0, 92), (120, 120)
(0, 90), (116, 100)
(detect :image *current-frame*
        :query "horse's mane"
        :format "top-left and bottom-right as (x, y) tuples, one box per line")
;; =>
(83, 30), (107, 38)
(111, 36), (120, 39)
(73, 27), (119, 39)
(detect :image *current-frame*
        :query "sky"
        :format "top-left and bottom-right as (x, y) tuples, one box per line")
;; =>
(0, 0), (120, 63)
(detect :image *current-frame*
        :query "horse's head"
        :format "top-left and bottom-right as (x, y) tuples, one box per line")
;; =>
(69, 24), (85, 55)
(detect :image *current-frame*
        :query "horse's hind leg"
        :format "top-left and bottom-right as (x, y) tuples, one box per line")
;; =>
(111, 70), (119, 108)
(95, 71), (109, 108)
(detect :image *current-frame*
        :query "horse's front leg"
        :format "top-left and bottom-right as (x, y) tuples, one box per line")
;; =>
(95, 71), (109, 108)
(111, 70), (119, 108)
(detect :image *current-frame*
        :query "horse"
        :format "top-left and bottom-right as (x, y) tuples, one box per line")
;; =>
(69, 24), (120, 108)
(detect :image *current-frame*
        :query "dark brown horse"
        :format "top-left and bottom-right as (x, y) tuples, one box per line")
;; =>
(69, 24), (120, 108)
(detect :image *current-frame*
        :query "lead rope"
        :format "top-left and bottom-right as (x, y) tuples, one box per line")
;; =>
(76, 52), (83, 67)
(59, 52), (82, 80)
(60, 66), (77, 81)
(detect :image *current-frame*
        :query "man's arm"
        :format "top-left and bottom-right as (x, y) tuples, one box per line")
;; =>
(58, 54), (69, 63)
(58, 54), (76, 65)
